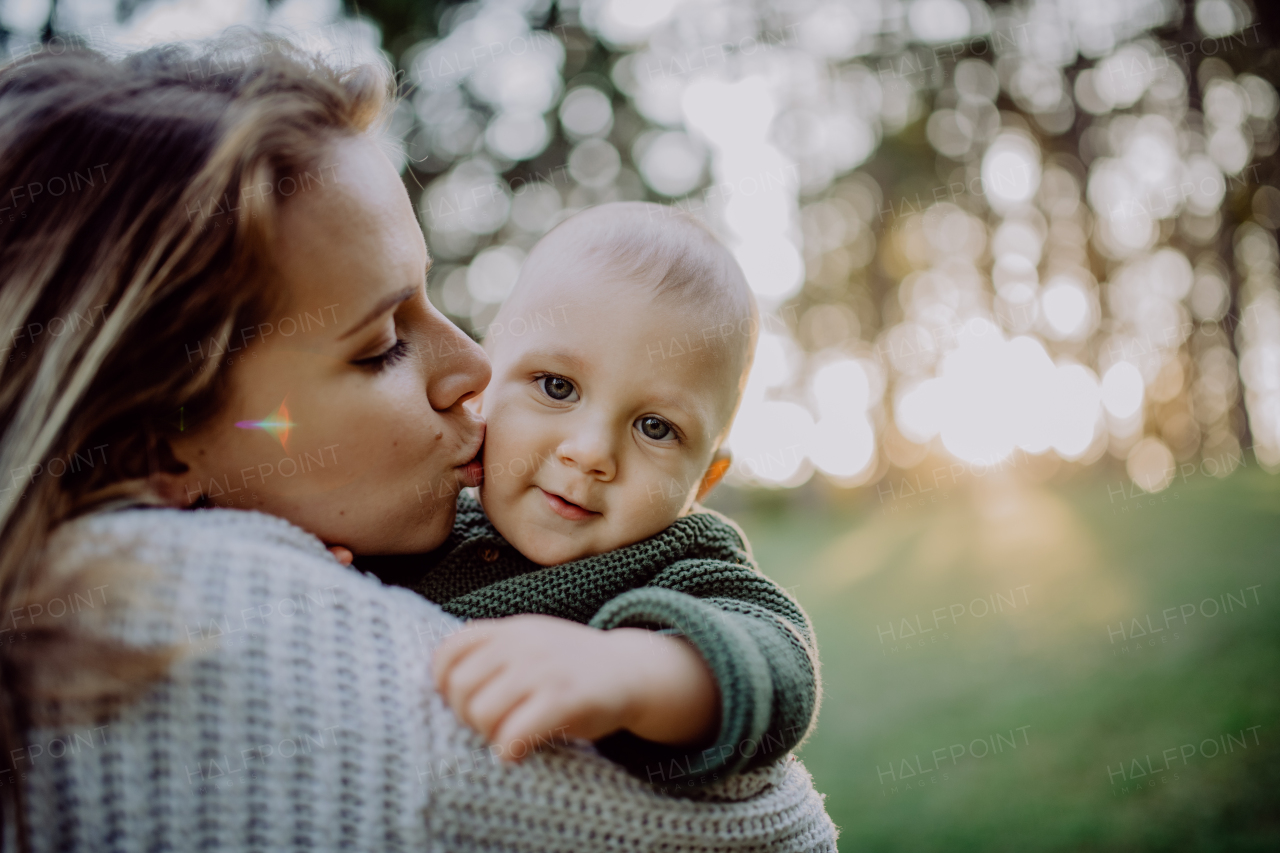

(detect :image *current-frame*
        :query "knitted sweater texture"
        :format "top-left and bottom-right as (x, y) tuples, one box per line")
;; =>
(25, 507), (838, 851)
(361, 492), (820, 790)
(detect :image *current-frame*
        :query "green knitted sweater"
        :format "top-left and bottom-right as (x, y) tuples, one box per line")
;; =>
(359, 491), (820, 790)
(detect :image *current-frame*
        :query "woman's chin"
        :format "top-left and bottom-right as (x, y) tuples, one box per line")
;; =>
(390, 497), (458, 553)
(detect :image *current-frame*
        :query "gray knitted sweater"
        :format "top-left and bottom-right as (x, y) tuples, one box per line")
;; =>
(23, 507), (837, 851)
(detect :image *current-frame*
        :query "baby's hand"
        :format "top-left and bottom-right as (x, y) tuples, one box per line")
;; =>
(433, 615), (634, 758)
(433, 614), (719, 760)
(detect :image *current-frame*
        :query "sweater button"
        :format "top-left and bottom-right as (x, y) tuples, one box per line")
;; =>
(481, 547), (500, 563)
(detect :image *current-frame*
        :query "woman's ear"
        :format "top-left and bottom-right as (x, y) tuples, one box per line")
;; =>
(146, 436), (197, 507)
(148, 470), (197, 508)
(695, 449), (732, 503)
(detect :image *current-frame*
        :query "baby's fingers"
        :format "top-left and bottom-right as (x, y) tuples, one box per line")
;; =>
(491, 695), (574, 762)
(432, 620), (498, 691)
(465, 673), (534, 742)
(440, 648), (507, 718)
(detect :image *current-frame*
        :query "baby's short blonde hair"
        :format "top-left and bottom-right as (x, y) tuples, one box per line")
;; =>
(520, 201), (757, 338)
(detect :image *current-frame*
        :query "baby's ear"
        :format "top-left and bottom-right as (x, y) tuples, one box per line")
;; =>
(695, 449), (732, 503)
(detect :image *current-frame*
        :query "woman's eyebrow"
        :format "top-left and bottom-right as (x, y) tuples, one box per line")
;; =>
(337, 286), (417, 340)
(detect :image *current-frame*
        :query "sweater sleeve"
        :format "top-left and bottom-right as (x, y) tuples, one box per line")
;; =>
(25, 508), (837, 852)
(588, 557), (820, 789)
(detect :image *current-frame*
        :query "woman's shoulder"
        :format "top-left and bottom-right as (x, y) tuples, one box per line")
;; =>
(47, 505), (457, 645)
(29, 507), (458, 850)
(56, 505), (329, 562)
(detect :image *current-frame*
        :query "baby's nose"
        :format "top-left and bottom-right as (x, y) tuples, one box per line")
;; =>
(557, 430), (616, 480)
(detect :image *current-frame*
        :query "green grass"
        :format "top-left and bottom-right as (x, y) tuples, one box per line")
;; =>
(711, 467), (1280, 851)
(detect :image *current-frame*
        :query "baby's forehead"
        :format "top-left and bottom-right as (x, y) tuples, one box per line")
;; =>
(504, 264), (750, 361)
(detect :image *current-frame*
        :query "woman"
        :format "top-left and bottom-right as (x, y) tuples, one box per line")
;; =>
(0, 35), (836, 851)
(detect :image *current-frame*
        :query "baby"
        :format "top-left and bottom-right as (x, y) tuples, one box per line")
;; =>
(365, 202), (818, 789)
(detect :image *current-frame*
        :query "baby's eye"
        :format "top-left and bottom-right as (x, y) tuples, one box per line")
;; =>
(539, 375), (578, 402)
(636, 416), (674, 441)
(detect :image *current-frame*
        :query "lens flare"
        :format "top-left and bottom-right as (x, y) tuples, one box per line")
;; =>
(236, 399), (294, 451)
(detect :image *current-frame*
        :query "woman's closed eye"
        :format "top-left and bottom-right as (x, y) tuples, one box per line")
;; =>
(353, 338), (412, 371)
(535, 374), (579, 403)
(635, 415), (679, 443)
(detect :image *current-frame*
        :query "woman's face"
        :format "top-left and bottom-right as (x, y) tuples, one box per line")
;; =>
(163, 136), (490, 554)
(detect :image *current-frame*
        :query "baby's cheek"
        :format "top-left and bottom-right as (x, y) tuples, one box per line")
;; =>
(477, 476), (524, 531)
(480, 401), (543, 479)
(479, 429), (533, 494)
(476, 432), (542, 547)
(617, 480), (686, 541)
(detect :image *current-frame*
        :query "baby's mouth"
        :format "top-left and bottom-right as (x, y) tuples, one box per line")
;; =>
(539, 488), (600, 521)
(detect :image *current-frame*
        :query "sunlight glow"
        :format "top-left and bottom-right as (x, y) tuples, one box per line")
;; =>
(1041, 278), (1091, 339)
(1101, 361), (1146, 418)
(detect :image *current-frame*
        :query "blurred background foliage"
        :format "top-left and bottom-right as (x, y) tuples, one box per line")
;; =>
(354, 0), (1280, 502)
(6, 0), (1279, 498)
(3, 0), (1279, 848)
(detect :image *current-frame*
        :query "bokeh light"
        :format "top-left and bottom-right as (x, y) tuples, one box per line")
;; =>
(23, 0), (1278, 497)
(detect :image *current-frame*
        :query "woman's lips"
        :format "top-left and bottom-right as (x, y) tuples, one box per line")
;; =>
(455, 424), (486, 488)
(541, 488), (599, 521)
(459, 451), (484, 488)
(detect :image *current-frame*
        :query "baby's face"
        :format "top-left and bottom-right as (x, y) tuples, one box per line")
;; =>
(477, 265), (743, 566)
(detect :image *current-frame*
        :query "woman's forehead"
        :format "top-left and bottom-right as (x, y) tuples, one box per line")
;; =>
(272, 136), (425, 321)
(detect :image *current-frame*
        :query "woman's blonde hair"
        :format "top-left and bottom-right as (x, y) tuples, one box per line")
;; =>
(0, 33), (388, 846)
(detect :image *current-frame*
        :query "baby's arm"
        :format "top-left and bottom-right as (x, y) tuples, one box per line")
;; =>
(587, 562), (820, 787)
(432, 614), (720, 756)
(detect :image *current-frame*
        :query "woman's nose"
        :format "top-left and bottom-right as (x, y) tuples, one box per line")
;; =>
(423, 309), (491, 412)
